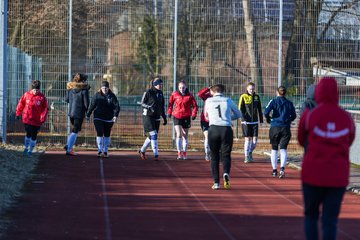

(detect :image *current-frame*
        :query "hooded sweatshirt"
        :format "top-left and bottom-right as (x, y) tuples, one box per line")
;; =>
(300, 84), (316, 115)
(298, 77), (355, 187)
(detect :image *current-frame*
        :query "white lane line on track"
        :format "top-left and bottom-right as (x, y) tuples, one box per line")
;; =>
(99, 157), (113, 240)
(164, 161), (237, 240)
(234, 165), (357, 240)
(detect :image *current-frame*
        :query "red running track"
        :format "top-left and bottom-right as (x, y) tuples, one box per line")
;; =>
(4, 151), (360, 240)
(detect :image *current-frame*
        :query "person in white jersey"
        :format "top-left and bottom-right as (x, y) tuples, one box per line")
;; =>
(204, 84), (241, 190)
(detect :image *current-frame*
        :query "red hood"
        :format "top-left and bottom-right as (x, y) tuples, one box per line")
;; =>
(315, 77), (338, 104)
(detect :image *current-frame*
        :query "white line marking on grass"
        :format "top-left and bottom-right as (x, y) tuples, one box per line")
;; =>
(99, 157), (112, 240)
(164, 161), (237, 240)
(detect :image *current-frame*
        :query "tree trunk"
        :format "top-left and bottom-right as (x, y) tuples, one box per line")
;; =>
(242, 0), (263, 94)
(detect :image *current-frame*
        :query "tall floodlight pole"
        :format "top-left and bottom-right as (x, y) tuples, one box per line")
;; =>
(277, 0), (283, 87)
(172, 0), (178, 146)
(67, 0), (72, 134)
(1, 0), (8, 143)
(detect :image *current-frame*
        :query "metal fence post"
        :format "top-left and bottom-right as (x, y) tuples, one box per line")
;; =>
(0, 0), (8, 143)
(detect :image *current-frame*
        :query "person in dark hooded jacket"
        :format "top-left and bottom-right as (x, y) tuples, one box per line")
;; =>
(64, 73), (90, 155)
(264, 86), (296, 178)
(300, 84), (316, 115)
(138, 77), (167, 161)
(298, 77), (355, 240)
(86, 81), (120, 158)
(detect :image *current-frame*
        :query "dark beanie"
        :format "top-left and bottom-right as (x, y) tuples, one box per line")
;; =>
(153, 78), (163, 87)
(31, 80), (41, 90)
(101, 81), (110, 88)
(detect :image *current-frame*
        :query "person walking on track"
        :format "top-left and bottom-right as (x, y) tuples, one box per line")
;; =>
(238, 82), (263, 163)
(16, 80), (48, 157)
(139, 77), (167, 161)
(167, 80), (198, 160)
(198, 86), (213, 161)
(204, 84), (241, 190)
(298, 77), (355, 240)
(86, 80), (120, 158)
(264, 86), (296, 178)
(64, 73), (90, 156)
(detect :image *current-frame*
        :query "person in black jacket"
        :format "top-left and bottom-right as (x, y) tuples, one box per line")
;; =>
(86, 81), (120, 158)
(64, 73), (90, 156)
(138, 77), (167, 161)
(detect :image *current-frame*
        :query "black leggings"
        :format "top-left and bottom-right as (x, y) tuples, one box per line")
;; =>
(24, 124), (40, 140)
(70, 118), (84, 133)
(94, 120), (114, 137)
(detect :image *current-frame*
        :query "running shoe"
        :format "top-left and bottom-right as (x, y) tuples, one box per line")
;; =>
(244, 156), (252, 163)
(279, 167), (285, 179)
(154, 155), (159, 161)
(212, 183), (220, 190)
(272, 169), (278, 177)
(27, 151), (33, 157)
(223, 173), (231, 189)
(23, 148), (28, 156)
(177, 152), (182, 160)
(103, 152), (108, 158)
(138, 150), (146, 160)
(66, 151), (77, 156)
(97, 151), (102, 157)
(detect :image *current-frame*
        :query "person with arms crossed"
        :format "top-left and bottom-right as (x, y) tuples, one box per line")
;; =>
(16, 80), (48, 156)
(204, 84), (241, 190)
(64, 73), (90, 156)
(264, 86), (296, 178)
(167, 80), (198, 160)
(138, 77), (167, 161)
(298, 77), (355, 240)
(198, 86), (213, 161)
(86, 81), (120, 158)
(238, 82), (263, 163)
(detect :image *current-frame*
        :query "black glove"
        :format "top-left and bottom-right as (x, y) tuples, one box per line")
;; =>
(266, 117), (271, 124)
(163, 118), (167, 126)
(15, 116), (20, 120)
(167, 114), (172, 119)
(191, 116), (196, 121)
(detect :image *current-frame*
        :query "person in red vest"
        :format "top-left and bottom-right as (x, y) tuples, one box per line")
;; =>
(298, 77), (355, 240)
(16, 80), (48, 156)
(168, 80), (198, 160)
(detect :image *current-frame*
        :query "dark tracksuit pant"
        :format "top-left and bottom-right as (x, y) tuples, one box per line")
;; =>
(208, 125), (233, 184)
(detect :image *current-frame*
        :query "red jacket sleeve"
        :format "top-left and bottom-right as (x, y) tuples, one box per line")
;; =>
(198, 87), (211, 101)
(167, 93), (175, 115)
(16, 94), (26, 117)
(40, 96), (49, 124)
(191, 94), (198, 117)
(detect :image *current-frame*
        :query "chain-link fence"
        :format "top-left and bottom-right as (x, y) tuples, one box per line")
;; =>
(3, 0), (360, 161)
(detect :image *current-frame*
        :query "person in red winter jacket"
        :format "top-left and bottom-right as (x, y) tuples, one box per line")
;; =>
(16, 80), (48, 156)
(168, 81), (198, 160)
(198, 86), (212, 161)
(298, 77), (355, 240)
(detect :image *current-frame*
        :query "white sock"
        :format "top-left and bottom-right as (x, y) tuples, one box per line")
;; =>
(141, 138), (151, 153)
(251, 139), (257, 153)
(29, 140), (37, 153)
(103, 137), (110, 153)
(271, 150), (278, 170)
(67, 132), (77, 152)
(96, 137), (103, 152)
(176, 137), (182, 152)
(244, 138), (250, 157)
(151, 139), (158, 156)
(24, 137), (31, 150)
(280, 149), (288, 168)
(182, 138), (188, 153)
(204, 138), (209, 156)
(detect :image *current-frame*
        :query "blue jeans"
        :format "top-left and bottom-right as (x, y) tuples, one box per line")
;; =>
(302, 183), (345, 240)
